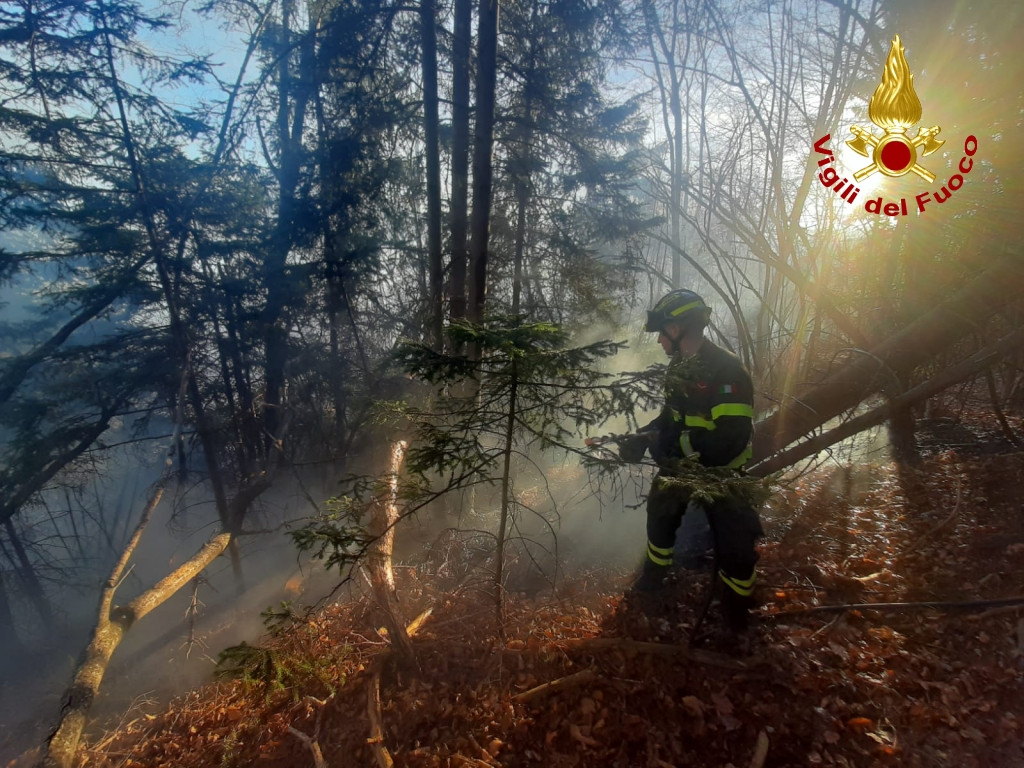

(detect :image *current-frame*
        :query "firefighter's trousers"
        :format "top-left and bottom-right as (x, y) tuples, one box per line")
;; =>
(645, 473), (763, 598)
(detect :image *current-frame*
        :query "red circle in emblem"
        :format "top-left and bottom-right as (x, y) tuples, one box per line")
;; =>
(880, 139), (912, 172)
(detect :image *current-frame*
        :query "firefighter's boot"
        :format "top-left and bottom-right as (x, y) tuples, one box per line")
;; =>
(631, 559), (669, 593)
(720, 589), (754, 632)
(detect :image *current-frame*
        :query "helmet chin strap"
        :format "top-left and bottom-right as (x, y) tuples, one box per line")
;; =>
(667, 322), (690, 356)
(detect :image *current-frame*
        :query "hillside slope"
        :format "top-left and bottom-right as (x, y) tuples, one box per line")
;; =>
(47, 444), (1024, 768)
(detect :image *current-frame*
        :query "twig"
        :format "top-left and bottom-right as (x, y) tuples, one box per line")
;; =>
(367, 665), (393, 768)
(306, 692), (334, 742)
(810, 613), (844, 638)
(467, 734), (500, 766)
(512, 669), (597, 704)
(88, 719), (140, 753)
(749, 730), (770, 768)
(112, 563), (136, 592)
(772, 595), (1024, 617)
(287, 726), (328, 768)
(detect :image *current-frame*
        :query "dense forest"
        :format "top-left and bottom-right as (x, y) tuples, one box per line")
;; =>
(1, 0), (1023, 765)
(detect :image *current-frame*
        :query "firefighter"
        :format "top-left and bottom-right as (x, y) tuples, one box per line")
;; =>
(619, 289), (763, 630)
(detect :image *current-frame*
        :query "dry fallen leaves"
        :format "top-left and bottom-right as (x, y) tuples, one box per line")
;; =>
(73, 451), (1024, 768)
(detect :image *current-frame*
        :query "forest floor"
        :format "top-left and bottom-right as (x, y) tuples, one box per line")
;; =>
(27, 419), (1024, 768)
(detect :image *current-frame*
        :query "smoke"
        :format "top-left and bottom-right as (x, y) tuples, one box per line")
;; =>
(0, 444), (363, 763)
(0, 319), (672, 762)
(387, 319), (669, 592)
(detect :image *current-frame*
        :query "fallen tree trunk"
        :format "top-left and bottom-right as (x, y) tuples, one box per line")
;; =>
(752, 256), (1024, 463)
(750, 324), (1024, 476)
(39, 481), (231, 768)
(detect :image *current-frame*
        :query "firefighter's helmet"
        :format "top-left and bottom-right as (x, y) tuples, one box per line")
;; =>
(645, 289), (711, 333)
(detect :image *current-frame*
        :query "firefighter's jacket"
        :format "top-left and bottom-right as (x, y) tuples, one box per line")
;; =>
(642, 339), (754, 469)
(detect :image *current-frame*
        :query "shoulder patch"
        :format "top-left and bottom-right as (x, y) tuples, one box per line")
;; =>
(720, 384), (735, 394)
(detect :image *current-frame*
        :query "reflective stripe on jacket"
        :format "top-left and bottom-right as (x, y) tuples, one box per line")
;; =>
(646, 339), (754, 468)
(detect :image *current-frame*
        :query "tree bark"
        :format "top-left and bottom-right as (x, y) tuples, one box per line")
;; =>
(40, 480), (232, 768)
(263, 0), (314, 450)
(466, 0), (499, 326)
(887, 372), (920, 466)
(751, 256), (1024, 463)
(367, 440), (413, 662)
(509, 1), (538, 316)
(448, 0), (472, 327)
(643, 0), (685, 288)
(421, 0), (444, 349)
(510, 112), (533, 316)
(495, 361), (517, 629)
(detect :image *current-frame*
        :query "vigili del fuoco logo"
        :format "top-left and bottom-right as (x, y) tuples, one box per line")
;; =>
(810, 34), (978, 218)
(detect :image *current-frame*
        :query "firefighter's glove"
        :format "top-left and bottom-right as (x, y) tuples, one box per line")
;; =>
(618, 433), (652, 463)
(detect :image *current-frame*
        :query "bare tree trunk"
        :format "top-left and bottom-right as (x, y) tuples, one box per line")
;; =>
(97, 6), (250, 593)
(510, 113), (533, 315)
(264, 0), (314, 450)
(887, 370), (920, 465)
(509, 0), (540, 316)
(643, 0), (686, 287)
(467, 0), (499, 326)
(367, 440), (413, 662)
(421, 0), (444, 349)
(495, 363), (517, 631)
(448, 0), (472, 327)
(39, 482), (232, 768)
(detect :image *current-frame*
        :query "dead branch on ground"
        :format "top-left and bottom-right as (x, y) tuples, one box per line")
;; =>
(287, 692), (334, 768)
(39, 477), (231, 768)
(512, 669), (598, 704)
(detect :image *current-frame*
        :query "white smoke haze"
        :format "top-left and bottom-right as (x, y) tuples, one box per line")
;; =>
(0, 438), (369, 763)
(0, 317), (681, 764)
(388, 320), (669, 599)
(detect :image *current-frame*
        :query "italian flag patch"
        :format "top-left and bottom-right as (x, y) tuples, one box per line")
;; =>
(720, 384), (735, 394)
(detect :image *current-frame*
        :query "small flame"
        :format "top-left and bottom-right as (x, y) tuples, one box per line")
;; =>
(284, 574), (304, 595)
(868, 35), (922, 130)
